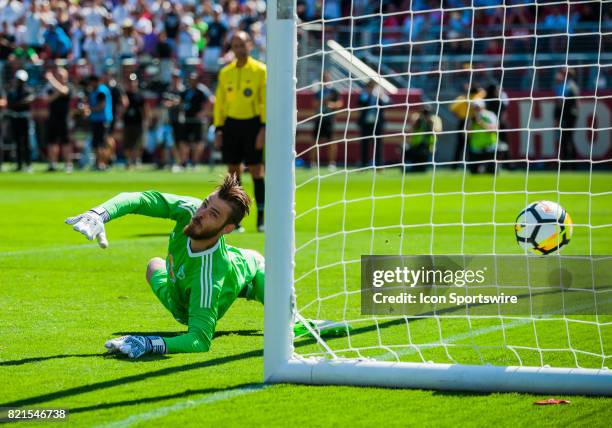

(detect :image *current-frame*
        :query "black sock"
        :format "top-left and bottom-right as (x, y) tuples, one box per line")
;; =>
(254, 178), (265, 226)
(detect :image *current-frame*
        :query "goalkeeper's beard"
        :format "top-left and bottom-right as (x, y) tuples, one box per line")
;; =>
(183, 219), (224, 240)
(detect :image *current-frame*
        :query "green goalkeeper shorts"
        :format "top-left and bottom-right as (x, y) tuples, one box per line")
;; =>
(148, 268), (189, 325)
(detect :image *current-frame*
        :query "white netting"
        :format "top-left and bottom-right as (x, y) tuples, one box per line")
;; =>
(292, 0), (611, 370)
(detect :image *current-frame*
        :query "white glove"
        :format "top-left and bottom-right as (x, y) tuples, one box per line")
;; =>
(65, 208), (109, 249)
(105, 335), (166, 359)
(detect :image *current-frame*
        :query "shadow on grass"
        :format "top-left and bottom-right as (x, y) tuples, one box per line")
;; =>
(69, 382), (266, 414)
(0, 353), (175, 368)
(0, 353), (106, 367)
(0, 349), (263, 408)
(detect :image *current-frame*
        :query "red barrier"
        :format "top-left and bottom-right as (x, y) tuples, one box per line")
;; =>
(296, 89), (423, 164)
(504, 91), (612, 161)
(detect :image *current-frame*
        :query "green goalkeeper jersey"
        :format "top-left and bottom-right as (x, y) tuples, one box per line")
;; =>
(101, 191), (263, 353)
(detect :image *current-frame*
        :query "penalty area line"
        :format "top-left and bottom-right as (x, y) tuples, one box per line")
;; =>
(94, 384), (269, 428)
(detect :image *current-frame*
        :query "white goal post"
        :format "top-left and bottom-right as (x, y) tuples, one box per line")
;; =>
(264, 0), (612, 395)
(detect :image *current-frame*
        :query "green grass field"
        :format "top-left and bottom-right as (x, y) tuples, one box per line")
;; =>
(1, 166), (611, 427)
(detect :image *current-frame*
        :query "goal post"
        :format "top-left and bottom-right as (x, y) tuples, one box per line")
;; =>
(264, 0), (612, 395)
(264, 0), (296, 379)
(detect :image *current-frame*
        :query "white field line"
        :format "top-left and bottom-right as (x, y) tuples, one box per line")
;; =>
(0, 238), (167, 258)
(93, 384), (268, 428)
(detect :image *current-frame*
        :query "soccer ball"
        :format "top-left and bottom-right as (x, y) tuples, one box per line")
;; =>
(514, 201), (573, 255)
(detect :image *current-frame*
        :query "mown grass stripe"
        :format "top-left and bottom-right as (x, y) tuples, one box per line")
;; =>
(94, 384), (268, 428)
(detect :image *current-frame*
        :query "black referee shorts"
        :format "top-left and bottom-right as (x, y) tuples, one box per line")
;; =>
(222, 117), (263, 165)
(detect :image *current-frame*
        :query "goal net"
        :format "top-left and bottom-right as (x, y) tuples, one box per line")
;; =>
(264, 0), (612, 394)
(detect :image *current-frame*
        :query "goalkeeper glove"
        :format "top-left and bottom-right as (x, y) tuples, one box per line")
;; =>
(104, 335), (166, 359)
(65, 208), (109, 248)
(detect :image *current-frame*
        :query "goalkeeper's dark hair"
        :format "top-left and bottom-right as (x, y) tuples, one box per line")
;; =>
(217, 174), (251, 226)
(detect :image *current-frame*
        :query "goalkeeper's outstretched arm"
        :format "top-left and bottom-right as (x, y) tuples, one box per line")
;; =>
(104, 316), (214, 358)
(65, 191), (200, 248)
(106, 271), (220, 358)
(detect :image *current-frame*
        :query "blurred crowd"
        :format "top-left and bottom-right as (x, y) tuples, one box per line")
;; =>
(0, 0), (602, 173)
(299, 0), (609, 51)
(0, 0), (267, 86)
(0, 0), (270, 172)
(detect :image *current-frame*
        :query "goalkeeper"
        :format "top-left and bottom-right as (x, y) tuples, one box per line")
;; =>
(65, 174), (265, 359)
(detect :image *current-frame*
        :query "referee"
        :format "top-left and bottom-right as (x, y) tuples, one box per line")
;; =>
(214, 31), (266, 232)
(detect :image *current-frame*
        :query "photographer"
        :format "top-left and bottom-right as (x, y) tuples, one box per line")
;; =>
(404, 105), (442, 172)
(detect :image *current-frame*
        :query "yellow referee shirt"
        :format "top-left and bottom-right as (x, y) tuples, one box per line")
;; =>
(213, 57), (266, 127)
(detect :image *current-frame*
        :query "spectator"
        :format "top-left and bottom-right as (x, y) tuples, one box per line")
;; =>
(204, 5), (228, 75)
(101, 13), (120, 64)
(358, 80), (389, 167)
(403, 12), (426, 42)
(163, 70), (185, 172)
(0, 0), (25, 28)
(467, 99), (497, 174)
(179, 72), (212, 168)
(81, 0), (106, 32)
(24, 2), (43, 53)
(118, 19), (140, 59)
(87, 74), (113, 170)
(311, 71), (343, 170)
(543, 6), (570, 52)
(163, 2), (181, 42)
(226, 1), (243, 30)
(6, 70), (33, 172)
(70, 15), (86, 61)
(0, 22), (15, 88)
(152, 87), (179, 171)
(83, 28), (105, 75)
(176, 16), (199, 63)
(240, 1), (259, 34)
(43, 23), (72, 59)
(404, 105), (442, 172)
(138, 19), (158, 57)
(156, 30), (173, 83)
(250, 21), (266, 61)
(446, 10), (469, 39)
(112, 0), (132, 26)
(382, 4), (402, 45)
(121, 73), (148, 169)
(194, 14), (209, 57)
(543, 7), (568, 33)
(44, 67), (72, 173)
(554, 68), (579, 170)
(102, 69), (123, 161)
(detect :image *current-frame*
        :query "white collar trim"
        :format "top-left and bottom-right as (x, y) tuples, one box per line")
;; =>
(187, 238), (220, 257)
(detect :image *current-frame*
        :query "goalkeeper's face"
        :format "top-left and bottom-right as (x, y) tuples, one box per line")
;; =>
(183, 194), (233, 240)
